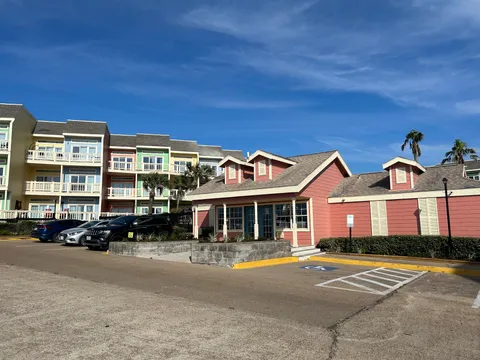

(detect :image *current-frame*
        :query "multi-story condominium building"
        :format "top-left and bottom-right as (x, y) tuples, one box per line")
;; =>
(0, 103), (243, 219)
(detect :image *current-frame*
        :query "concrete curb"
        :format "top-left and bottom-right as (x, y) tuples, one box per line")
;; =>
(232, 257), (299, 270)
(310, 256), (480, 277)
(0, 237), (36, 242)
(325, 252), (480, 265)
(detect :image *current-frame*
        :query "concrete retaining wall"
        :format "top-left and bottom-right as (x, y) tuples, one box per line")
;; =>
(191, 241), (291, 267)
(109, 241), (197, 258)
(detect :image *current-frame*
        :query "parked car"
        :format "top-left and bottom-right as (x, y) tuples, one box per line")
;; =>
(31, 219), (86, 242)
(58, 220), (111, 246)
(83, 215), (174, 251)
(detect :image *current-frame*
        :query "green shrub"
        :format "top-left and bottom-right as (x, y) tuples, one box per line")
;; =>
(200, 226), (214, 239)
(0, 229), (12, 235)
(0, 221), (38, 235)
(317, 235), (480, 261)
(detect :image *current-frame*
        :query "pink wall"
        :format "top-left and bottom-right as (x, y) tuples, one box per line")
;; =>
(437, 196), (480, 237)
(198, 210), (209, 228)
(386, 199), (420, 235)
(329, 202), (372, 238)
(389, 164), (413, 190)
(254, 156), (270, 182)
(301, 159), (348, 239)
(271, 160), (290, 179)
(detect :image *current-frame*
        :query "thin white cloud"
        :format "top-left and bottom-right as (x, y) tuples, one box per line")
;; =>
(180, 0), (480, 111)
(455, 100), (480, 114)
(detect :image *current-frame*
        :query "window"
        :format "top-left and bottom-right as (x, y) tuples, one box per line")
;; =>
(143, 156), (164, 171)
(258, 160), (267, 176)
(418, 198), (440, 235)
(370, 200), (388, 236)
(140, 207), (164, 214)
(173, 160), (192, 174)
(274, 203), (308, 229)
(112, 156), (134, 171)
(35, 175), (60, 182)
(71, 175), (95, 184)
(396, 167), (407, 183)
(211, 165), (218, 175)
(0, 133), (6, 140)
(72, 145), (97, 154)
(228, 164), (236, 179)
(217, 207), (242, 230)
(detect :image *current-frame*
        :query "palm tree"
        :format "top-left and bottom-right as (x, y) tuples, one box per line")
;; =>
(185, 164), (215, 188)
(141, 173), (169, 215)
(169, 174), (195, 210)
(401, 130), (424, 162)
(442, 139), (477, 164)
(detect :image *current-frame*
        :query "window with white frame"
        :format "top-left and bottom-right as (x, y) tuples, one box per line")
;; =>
(396, 167), (407, 183)
(217, 207), (243, 230)
(173, 160), (192, 174)
(228, 164), (236, 179)
(35, 175), (60, 182)
(274, 203), (308, 229)
(143, 156), (164, 171)
(258, 160), (267, 176)
(72, 144), (97, 154)
(112, 155), (134, 170)
(140, 207), (164, 214)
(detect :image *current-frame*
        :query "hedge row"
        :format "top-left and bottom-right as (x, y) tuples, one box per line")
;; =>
(0, 221), (38, 236)
(317, 235), (480, 261)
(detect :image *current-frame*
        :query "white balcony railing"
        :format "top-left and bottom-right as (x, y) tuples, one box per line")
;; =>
(138, 188), (167, 198)
(0, 140), (9, 151)
(107, 187), (136, 198)
(0, 210), (133, 221)
(0, 176), (6, 187)
(108, 161), (135, 172)
(140, 163), (169, 173)
(170, 164), (188, 174)
(26, 150), (102, 164)
(24, 181), (101, 194)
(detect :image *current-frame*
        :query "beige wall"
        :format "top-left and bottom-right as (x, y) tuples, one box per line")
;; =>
(9, 108), (37, 210)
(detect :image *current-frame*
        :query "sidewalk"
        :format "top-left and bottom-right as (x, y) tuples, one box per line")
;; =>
(310, 253), (480, 277)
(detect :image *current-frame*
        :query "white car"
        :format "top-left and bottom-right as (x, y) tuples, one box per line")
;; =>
(58, 220), (111, 246)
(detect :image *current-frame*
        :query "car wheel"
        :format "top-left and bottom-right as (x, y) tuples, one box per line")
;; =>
(52, 233), (59, 242)
(110, 234), (122, 242)
(87, 246), (96, 251)
(79, 236), (86, 246)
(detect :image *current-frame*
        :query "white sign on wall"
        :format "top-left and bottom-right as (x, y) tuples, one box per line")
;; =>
(347, 214), (354, 228)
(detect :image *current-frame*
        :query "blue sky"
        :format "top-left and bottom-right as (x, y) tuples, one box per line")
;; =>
(1, 0), (479, 173)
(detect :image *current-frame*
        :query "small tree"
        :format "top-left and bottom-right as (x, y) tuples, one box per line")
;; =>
(169, 174), (195, 210)
(185, 164), (215, 188)
(441, 139), (477, 164)
(401, 129), (424, 162)
(141, 173), (169, 215)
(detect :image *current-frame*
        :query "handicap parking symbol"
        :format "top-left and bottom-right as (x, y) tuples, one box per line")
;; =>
(300, 265), (338, 271)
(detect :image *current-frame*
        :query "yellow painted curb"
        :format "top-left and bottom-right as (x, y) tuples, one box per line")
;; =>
(104, 250), (109, 255)
(310, 256), (480, 277)
(232, 257), (299, 270)
(0, 237), (37, 242)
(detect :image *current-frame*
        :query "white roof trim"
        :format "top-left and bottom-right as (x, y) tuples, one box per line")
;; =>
(33, 134), (64, 138)
(329, 187), (480, 203)
(190, 151), (352, 201)
(0, 117), (15, 121)
(218, 155), (254, 168)
(63, 133), (104, 138)
(136, 145), (170, 149)
(247, 150), (296, 165)
(110, 146), (136, 150)
(382, 157), (426, 172)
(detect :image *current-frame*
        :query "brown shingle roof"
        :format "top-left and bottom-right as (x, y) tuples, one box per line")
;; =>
(329, 164), (480, 198)
(189, 151), (336, 196)
(64, 120), (107, 135)
(170, 139), (198, 153)
(0, 104), (23, 117)
(198, 145), (224, 158)
(222, 149), (244, 160)
(136, 134), (170, 147)
(464, 160), (480, 171)
(110, 134), (136, 147)
(33, 121), (66, 136)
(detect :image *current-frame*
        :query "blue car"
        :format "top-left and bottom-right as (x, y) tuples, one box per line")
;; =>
(31, 219), (86, 242)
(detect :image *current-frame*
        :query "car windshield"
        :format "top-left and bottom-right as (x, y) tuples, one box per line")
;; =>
(78, 221), (100, 229)
(109, 216), (138, 226)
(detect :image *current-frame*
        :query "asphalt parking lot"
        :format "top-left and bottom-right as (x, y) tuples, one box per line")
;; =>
(0, 239), (479, 359)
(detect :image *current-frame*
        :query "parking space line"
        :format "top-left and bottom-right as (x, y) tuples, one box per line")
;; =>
(378, 268), (415, 277)
(473, 290), (480, 309)
(315, 267), (426, 295)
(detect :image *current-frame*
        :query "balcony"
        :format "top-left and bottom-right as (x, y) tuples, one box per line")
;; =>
(107, 187), (136, 199)
(26, 150), (102, 165)
(0, 176), (6, 188)
(170, 164), (189, 175)
(136, 188), (168, 199)
(0, 140), (9, 152)
(24, 181), (101, 195)
(138, 163), (169, 173)
(108, 161), (136, 173)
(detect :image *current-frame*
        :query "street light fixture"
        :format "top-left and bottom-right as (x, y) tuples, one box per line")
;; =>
(442, 178), (452, 256)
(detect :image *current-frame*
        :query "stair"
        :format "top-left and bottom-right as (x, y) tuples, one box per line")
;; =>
(291, 245), (325, 260)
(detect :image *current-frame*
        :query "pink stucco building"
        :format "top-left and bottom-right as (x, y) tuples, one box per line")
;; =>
(188, 150), (480, 247)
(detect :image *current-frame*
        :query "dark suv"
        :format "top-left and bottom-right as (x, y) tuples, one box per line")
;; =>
(83, 214), (174, 250)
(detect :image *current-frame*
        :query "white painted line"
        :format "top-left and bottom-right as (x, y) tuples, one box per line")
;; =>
(315, 267), (426, 295)
(378, 268), (415, 277)
(363, 273), (401, 283)
(473, 290), (480, 309)
(353, 275), (392, 288)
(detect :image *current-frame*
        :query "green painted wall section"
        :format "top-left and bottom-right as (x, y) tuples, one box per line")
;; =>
(136, 176), (170, 197)
(136, 148), (169, 171)
(136, 201), (168, 214)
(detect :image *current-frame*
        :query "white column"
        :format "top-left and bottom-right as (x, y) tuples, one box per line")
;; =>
(194, 205), (199, 239)
(254, 201), (259, 240)
(223, 203), (228, 239)
(309, 198), (315, 246)
(292, 198), (298, 247)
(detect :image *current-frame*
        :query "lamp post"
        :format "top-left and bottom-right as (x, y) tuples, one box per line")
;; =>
(442, 178), (452, 256)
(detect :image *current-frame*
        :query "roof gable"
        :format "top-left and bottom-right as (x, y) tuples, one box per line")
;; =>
(218, 155), (254, 168)
(247, 150), (296, 166)
(382, 156), (426, 173)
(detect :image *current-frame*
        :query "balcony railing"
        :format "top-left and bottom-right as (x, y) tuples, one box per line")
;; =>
(139, 163), (169, 173)
(24, 181), (101, 194)
(0, 210), (133, 221)
(0, 140), (9, 151)
(108, 161), (136, 172)
(107, 187), (136, 198)
(0, 176), (6, 187)
(170, 164), (189, 174)
(26, 150), (102, 164)
(138, 188), (167, 198)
